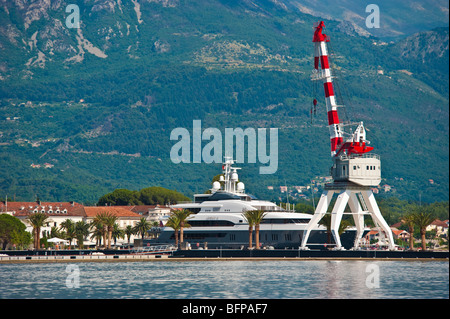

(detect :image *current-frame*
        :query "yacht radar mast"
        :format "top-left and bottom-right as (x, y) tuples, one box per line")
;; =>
(214, 157), (244, 194)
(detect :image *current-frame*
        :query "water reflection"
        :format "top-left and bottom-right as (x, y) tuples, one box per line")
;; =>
(0, 260), (448, 299)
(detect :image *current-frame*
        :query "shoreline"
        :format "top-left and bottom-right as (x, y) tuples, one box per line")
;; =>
(1, 254), (448, 264)
(1, 248), (448, 264)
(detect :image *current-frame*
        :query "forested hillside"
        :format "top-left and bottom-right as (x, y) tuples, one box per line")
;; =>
(0, 0), (448, 204)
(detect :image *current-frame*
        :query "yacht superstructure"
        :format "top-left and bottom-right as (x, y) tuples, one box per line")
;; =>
(148, 158), (361, 249)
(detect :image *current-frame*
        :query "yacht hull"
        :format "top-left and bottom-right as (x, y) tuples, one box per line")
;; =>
(146, 228), (364, 250)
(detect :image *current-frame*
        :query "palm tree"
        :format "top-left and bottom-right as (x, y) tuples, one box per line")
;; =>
(243, 210), (266, 249)
(319, 214), (332, 244)
(165, 214), (181, 247)
(401, 213), (415, 250)
(124, 225), (135, 244)
(60, 219), (76, 249)
(112, 223), (125, 247)
(90, 223), (104, 248)
(173, 209), (192, 244)
(50, 226), (62, 239)
(93, 211), (117, 249)
(133, 217), (152, 240)
(75, 220), (91, 249)
(319, 214), (352, 246)
(92, 213), (108, 249)
(413, 209), (435, 251)
(26, 212), (49, 250)
(103, 213), (118, 250)
(251, 210), (266, 249)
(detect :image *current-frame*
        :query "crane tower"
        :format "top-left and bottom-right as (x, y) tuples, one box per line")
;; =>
(300, 21), (395, 250)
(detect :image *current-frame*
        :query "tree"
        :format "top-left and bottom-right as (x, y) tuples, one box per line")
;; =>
(112, 223), (125, 247)
(0, 214), (29, 250)
(413, 208), (435, 251)
(318, 214), (352, 246)
(165, 214), (181, 247)
(75, 220), (91, 249)
(242, 210), (266, 249)
(124, 225), (135, 244)
(60, 219), (76, 249)
(139, 187), (190, 205)
(252, 210), (266, 250)
(92, 212), (117, 249)
(97, 189), (142, 206)
(10, 229), (31, 250)
(90, 223), (104, 248)
(97, 186), (190, 206)
(172, 209), (192, 245)
(102, 213), (118, 249)
(243, 211), (254, 249)
(26, 212), (49, 250)
(133, 217), (152, 240)
(401, 213), (415, 250)
(50, 226), (62, 239)
(319, 214), (332, 244)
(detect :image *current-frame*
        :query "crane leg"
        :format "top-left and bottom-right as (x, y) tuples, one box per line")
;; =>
(348, 192), (365, 249)
(330, 190), (350, 250)
(300, 190), (334, 249)
(361, 190), (395, 250)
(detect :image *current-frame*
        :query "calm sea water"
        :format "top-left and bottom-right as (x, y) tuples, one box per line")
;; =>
(0, 260), (448, 299)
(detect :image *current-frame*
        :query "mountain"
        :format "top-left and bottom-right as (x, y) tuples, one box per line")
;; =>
(284, 0), (449, 40)
(0, 0), (448, 204)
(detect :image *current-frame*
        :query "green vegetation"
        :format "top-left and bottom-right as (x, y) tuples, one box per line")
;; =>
(0, 214), (31, 250)
(0, 0), (447, 204)
(97, 186), (190, 206)
(242, 209), (267, 249)
(165, 209), (193, 247)
(26, 212), (49, 250)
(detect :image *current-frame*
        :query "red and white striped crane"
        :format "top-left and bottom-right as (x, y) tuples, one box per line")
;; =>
(312, 21), (374, 158)
(301, 21), (395, 251)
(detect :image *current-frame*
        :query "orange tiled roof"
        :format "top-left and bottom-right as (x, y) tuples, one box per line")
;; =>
(84, 206), (142, 218)
(0, 201), (86, 217)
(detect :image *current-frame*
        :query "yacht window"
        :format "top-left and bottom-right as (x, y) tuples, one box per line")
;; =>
(189, 220), (235, 227)
(260, 219), (310, 224)
(204, 192), (241, 201)
(170, 232), (227, 239)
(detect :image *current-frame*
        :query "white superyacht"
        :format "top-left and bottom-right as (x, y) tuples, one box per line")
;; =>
(148, 158), (360, 249)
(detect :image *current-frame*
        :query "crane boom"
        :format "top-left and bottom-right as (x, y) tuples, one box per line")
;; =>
(312, 21), (374, 158)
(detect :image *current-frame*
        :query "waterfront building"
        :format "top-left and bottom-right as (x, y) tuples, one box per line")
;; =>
(0, 201), (143, 247)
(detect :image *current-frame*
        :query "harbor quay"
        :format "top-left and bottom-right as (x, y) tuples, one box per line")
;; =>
(1, 248), (448, 263)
